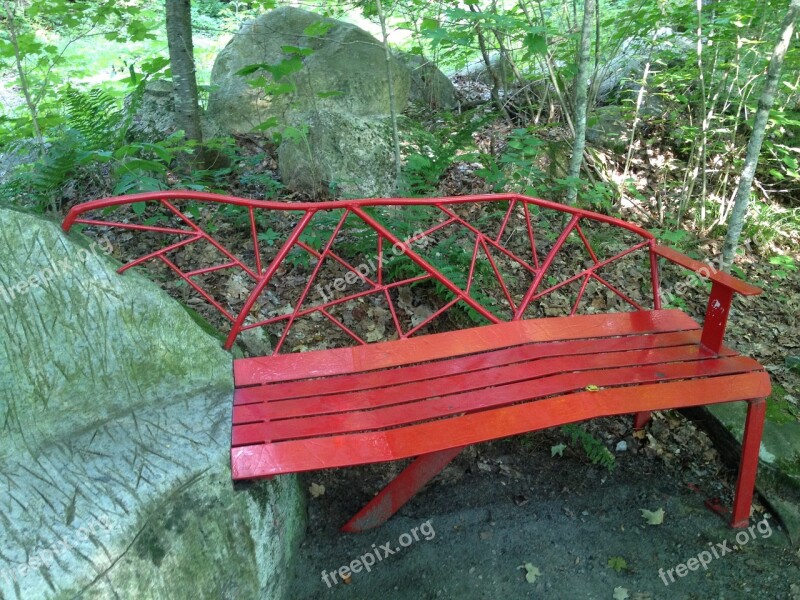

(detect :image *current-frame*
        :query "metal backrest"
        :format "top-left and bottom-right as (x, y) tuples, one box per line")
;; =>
(63, 192), (661, 354)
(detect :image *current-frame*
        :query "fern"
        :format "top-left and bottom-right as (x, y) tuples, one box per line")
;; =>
(561, 424), (616, 471)
(64, 86), (125, 150)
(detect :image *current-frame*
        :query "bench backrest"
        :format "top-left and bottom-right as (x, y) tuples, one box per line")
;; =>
(63, 192), (661, 354)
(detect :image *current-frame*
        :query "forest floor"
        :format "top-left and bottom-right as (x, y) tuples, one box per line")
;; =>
(287, 422), (800, 600)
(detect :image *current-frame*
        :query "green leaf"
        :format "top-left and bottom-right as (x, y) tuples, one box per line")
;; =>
(303, 20), (332, 37)
(551, 443), (566, 457)
(281, 45), (314, 56)
(253, 116), (281, 132)
(236, 63), (269, 76)
(607, 556), (628, 572)
(523, 32), (547, 55)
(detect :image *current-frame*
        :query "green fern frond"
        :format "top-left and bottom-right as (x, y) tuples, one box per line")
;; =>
(64, 86), (124, 150)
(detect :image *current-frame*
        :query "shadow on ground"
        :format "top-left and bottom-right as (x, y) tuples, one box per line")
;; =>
(287, 419), (800, 600)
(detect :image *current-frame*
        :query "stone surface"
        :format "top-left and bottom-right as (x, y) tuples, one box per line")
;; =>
(0, 209), (305, 599)
(399, 54), (458, 110)
(585, 105), (630, 153)
(452, 53), (514, 89)
(126, 79), (221, 141)
(206, 7), (411, 134)
(278, 110), (398, 198)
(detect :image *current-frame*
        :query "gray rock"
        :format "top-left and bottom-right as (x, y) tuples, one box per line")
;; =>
(126, 79), (221, 142)
(0, 209), (305, 598)
(399, 53), (458, 110)
(207, 7), (411, 134)
(452, 53), (514, 89)
(278, 110), (398, 198)
(586, 105), (631, 153)
(594, 27), (692, 104)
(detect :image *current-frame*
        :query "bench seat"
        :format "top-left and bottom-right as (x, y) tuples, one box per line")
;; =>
(231, 309), (769, 479)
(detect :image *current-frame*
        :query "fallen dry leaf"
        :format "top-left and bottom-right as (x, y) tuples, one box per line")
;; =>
(309, 482), (326, 498)
(518, 562), (541, 584)
(641, 507), (665, 525)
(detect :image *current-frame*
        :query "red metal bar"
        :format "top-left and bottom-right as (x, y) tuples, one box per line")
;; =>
(495, 198), (516, 243)
(731, 398), (766, 528)
(515, 215), (580, 319)
(273, 211), (350, 354)
(63, 191), (654, 240)
(248, 206), (263, 277)
(527, 242), (649, 306)
(481, 238), (516, 312)
(649, 240), (661, 310)
(522, 202), (539, 270)
(67, 218), (193, 237)
(117, 235), (202, 274)
(350, 206), (501, 326)
(224, 211), (316, 349)
(439, 205), (537, 274)
(575, 222), (599, 263)
(158, 255), (235, 322)
(341, 447), (465, 532)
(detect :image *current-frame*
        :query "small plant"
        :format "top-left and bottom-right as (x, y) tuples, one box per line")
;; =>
(560, 424), (616, 471)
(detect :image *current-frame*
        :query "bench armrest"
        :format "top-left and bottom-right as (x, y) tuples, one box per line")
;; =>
(653, 245), (762, 296)
(653, 244), (762, 353)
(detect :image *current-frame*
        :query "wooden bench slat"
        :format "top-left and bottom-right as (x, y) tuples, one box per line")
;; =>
(231, 355), (759, 446)
(234, 329), (709, 405)
(231, 372), (770, 478)
(233, 309), (699, 387)
(232, 342), (740, 425)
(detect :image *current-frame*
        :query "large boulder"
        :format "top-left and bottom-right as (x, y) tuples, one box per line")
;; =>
(206, 7), (411, 133)
(278, 110), (398, 198)
(0, 209), (305, 598)
(399, 54), (458, 110)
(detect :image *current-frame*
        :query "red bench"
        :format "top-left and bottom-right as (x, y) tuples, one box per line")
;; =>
(63, 191), (770, 532)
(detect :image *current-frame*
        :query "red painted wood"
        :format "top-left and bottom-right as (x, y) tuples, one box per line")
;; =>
(231, 372), (770, 478)
(232, 344), (746, 424)
(731, 398), (767, 528)
(653, 245), (762, 296)
(700, 282), (735, 354)
(231, 356), (760, 446)
(341, 447), (465, 533)
(235, 329), (709, 405)
(234, 309), (699, 386)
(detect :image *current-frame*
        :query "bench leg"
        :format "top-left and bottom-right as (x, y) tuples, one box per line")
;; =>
(633, 411), (651, 429)
(341, 447), (465, 533)
(730, 398), (766, 528)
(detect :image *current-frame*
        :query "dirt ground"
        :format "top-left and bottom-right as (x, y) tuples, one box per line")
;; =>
(286, 417), (800, 600)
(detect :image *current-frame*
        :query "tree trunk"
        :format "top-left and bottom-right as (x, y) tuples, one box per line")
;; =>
(565, 0), (595, 205)
(721, 0), (799, 270)
(165, 0), (203, 145)
(1, 0), (45, 154)
(375, 0), (402, 190)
